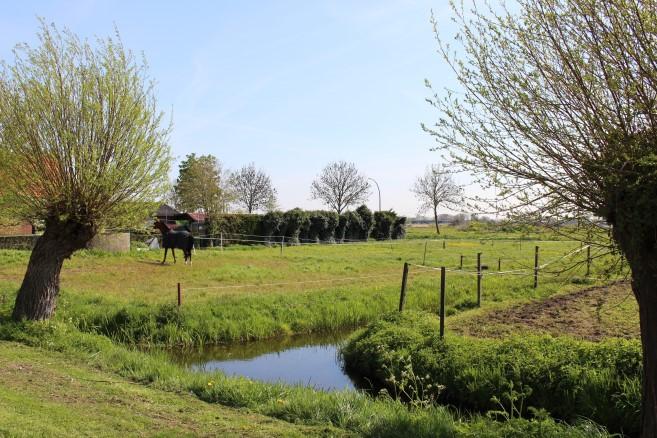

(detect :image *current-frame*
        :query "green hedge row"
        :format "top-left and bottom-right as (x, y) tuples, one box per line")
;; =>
(207, 205), (406, 243)
(342, 311), (641, 436)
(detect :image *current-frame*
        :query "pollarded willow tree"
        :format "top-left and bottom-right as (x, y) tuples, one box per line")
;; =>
(425, 1), (657, 434)
(411, 164), (463, 234)
(0, 22), (171, 321)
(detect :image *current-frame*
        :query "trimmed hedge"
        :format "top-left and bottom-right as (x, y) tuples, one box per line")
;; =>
(208, 205), (405, 244)
(209, 213), (262, 237)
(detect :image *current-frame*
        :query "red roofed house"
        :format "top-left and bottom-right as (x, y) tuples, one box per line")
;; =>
(155, 204), (208, 235)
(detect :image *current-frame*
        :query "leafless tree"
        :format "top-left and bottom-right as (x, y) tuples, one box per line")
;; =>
(310, 161), (370, 214)
(411, 164), (463, 234)
(230, 163), (277, 213)
(425, 1), (657, 434)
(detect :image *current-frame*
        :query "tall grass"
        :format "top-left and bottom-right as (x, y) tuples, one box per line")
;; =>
(65, 265), (594, 346)
(342, 311), (641, 436)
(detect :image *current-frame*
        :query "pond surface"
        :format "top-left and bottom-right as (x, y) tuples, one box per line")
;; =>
(170, 331), (366, 391)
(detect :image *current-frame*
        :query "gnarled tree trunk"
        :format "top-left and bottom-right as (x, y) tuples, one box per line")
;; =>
(612, 214), (657, 437)
(629, 257), (657, 438)
(12, 218), (96, 321)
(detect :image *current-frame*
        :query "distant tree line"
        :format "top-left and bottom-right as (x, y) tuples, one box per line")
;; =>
(208, 204), (406, 244)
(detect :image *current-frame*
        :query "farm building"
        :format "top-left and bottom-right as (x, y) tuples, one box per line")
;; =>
(155, 204), (208, 235)
(0, 220), (34, 236)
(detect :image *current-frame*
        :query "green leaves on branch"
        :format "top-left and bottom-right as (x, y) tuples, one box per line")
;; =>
(0, 20), (171, 227)
(174, 153), (230, 218)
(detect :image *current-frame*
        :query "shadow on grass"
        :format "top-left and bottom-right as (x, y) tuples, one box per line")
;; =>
(134, 259), (169, 267)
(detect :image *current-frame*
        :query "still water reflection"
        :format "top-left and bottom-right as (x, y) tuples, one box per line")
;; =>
(170, 331), (365, 391)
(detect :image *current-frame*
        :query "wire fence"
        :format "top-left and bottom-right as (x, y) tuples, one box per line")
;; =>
(131, 230), (582, 253)
(168, 241), (626, 308)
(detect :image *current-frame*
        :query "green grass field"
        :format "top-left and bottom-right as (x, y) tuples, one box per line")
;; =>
(0, 227), (634, 436)
(0, 229), (618, 346)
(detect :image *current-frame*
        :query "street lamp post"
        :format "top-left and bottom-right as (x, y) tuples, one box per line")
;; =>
(368, 177), (381, 212)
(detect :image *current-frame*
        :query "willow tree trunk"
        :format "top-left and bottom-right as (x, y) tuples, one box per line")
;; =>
(629, 256), (657, 438)
(433, 208), (440, 235)
(12, 219), (96, 321)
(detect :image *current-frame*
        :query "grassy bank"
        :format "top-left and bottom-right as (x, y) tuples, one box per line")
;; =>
(342, 311), (641, 436)
(0, 317), (610, 438)
(0, 341), (343, 437)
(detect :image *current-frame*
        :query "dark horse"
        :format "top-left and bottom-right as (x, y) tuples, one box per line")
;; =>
(154, 221), (195, 264)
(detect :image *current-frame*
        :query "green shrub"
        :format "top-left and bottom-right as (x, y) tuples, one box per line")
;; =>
(336, 214), (350, 243)
(356, 205), (374, 240)
(392, 216), (407, 239)
(304, 211), (339, 242)
(282, 208), (307, 244)
(261, 211), (284, 242)
(342, 311), (641, 436)
(209, 213), (263, 242)
(371, 211), (394, 240)
(344, 210), (364, 241)
(194, 207), (404, 243)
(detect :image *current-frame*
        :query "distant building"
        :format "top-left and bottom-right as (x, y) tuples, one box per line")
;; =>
(0, 221), (34, 236)
(173, 212), (208, 235)
(154, 204), (208, 234)
(155, 204), (180, 228)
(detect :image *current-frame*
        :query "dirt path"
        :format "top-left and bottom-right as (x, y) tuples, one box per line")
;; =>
(452, 281), (640, 341)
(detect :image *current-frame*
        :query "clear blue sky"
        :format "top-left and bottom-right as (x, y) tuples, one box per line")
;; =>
(0, 1), (469, 217)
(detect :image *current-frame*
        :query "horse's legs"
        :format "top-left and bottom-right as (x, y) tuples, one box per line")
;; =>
(162, 248), (168, 264)
(172, 248), (177, 264)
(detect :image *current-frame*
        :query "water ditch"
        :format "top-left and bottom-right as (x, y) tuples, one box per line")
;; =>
(168, 330), (369, 391)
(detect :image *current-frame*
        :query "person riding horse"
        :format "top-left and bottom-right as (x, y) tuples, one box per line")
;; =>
(153, 221), (195, 264)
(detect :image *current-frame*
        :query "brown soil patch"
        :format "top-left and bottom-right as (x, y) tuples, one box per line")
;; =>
(453, 281), (640, 341)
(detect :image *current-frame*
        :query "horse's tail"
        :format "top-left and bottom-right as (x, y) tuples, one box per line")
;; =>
(186, 235), (195, 253)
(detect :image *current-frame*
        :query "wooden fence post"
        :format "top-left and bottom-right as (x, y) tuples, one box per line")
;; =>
(177, 283), (182, 307)
(440, 266), (445, 339)
(280, 236), (284, 256)
(460, 255), (463, 270)
(498, 257), (501, 271)
(422, 241), (428, 265)
(586, 245), (591, 277)
(220, 232), (223, 251)
(399, 262), (409, 312)
(477, 252), (482, 307)
(442, 238), (446, 249)
(534, 246), (539, 289)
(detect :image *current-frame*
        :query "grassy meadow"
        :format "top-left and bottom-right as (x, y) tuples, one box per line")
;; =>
(0, 228), (617, 346)
(0, 225), (636, 436)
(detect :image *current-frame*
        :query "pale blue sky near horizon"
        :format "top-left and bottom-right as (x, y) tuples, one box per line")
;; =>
(0, 1), (473, 217)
